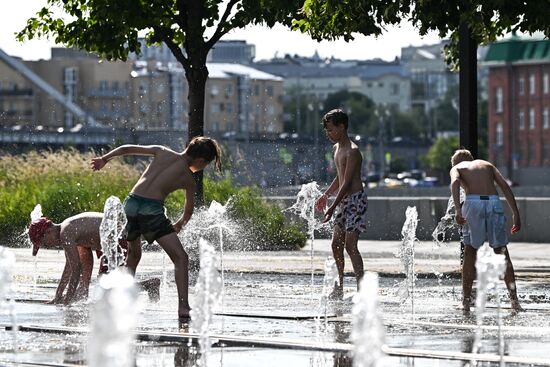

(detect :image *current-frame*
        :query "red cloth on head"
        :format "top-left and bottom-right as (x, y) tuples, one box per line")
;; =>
(28, 217), (52, 256)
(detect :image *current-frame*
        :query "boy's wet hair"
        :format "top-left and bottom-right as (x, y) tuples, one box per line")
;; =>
(322, 109), (348, 130)
(451, 149), (474, 166)
(186, 136), (222, 172)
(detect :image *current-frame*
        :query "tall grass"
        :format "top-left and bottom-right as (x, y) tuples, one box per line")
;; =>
(0, 150), (306, 250)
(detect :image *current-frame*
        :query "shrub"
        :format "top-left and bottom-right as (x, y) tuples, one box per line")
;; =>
(0, 150), (306, 250)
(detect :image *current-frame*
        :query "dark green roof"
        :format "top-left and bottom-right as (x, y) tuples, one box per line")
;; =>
(484, 38), (550, 63)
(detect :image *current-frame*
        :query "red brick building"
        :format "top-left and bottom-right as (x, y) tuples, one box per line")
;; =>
(484, 37), (550, 185)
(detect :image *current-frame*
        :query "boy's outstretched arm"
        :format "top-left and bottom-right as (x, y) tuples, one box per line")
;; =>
(493, 165), (521, 233)
(49, 259), (71, 304)
(450, 167), (465, 225)
(61, 246), (82, 305)
(91, 145), (163, 170)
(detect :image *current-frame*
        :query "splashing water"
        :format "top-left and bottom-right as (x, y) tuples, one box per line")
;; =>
(0, 246), (18, 350)
(352, 272), (385, 367)
(397, 206), (418, 321)
(30, 204), (43, 222)
(88, 268), (139, 367)
(100, 196), (128, 272)
(191, 238), (222, 367)
(286, 181), (329, 287)
(470, 244), (506, 366)
(29, 204), (43, 296)
(316, 257), (339, 333)
(432, 188), (466, 247)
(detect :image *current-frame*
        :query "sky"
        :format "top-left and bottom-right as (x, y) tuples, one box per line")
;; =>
(1, 1), (444, 62)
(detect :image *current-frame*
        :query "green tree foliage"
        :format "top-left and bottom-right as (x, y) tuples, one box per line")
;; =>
(424, 136), (460, 172)
(295, 0), (550, 67)
(323, 90), (376, 136)
(0, 151), (305, 250)
(431, 85), (459, 133)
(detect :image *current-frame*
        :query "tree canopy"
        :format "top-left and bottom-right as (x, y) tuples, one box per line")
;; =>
(295, 0), (550, 67)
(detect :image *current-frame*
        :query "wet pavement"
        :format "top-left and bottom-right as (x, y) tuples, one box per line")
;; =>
(1, 239), (550, 366)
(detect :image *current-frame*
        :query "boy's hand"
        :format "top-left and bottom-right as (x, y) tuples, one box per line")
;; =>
(322, 206), (335, 223)
(315, 195), (328, 213)
(91, 157), (106, 171)
(511, 216), (521, 234)
(455, 212), (466, 225)
(173, 220), (185, 233)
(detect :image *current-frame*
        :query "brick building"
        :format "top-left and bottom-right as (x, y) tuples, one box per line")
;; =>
(484, 37), (550, 185)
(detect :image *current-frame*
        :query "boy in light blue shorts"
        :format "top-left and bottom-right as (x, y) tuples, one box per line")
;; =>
(450, 149), (522, 314)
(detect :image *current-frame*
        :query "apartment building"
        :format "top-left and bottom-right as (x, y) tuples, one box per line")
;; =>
(484, 37), (550, 185)
(0, 47), (283, 135)
(254, 53), (411, 112)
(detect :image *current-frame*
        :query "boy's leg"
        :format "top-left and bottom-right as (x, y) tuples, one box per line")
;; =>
(75, 247), (94, 300)
(331, 225), (346, 298)
(493, 246), (522, 312)
(125, 239), (142, 276)
(462, 245), (477, 313)
(156, 232), (191, 319)
(344, 231), (364, 290)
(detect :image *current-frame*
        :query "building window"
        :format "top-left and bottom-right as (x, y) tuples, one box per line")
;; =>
(529, 74), (536, 95)
(99, 80), (108, 91)
(543, 107), (549, 129)
(266, 86), (274, 97)
(495, 87), (503, 113)
(210, 104), (220, 113)
(496, 122), (503, 146)
(529, 108), (536, 130)
(544, 73), (549, 94)
(225, 84), (233, 97)
(391, 83), (400, 95)
(226, 103), (233, 114)
(519, 110), (525, 130)
(543, 142), (549, 162)
(519, 77), (525, 95)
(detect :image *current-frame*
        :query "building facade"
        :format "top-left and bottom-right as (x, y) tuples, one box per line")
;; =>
(484, 37), (550, 185)
(0, 47), (283, 136)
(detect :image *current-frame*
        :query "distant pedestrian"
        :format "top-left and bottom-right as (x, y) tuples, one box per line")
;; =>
(315, 109), (367, 299)
(450, 149), (522, 314)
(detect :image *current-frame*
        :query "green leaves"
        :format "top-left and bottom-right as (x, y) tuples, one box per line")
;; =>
(295, 0), (550, 67)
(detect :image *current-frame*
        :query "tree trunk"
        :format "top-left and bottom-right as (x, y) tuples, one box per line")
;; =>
(458, 8), (478, 158)
(185, 56), (209, 207)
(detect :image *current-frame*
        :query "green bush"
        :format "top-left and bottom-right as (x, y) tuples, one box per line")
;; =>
(0, 150), (306, 250)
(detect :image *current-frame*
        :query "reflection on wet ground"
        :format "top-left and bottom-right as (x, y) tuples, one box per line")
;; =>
(2, 272), (550, 366)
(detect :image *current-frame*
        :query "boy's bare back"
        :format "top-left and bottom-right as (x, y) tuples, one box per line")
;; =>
(131, 147), (195, 201)
(452, 159), (499, 196)
(60, 212), (103, 250)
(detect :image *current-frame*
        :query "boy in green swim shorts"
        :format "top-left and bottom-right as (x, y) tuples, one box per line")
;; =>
(91, 136), (222, 321)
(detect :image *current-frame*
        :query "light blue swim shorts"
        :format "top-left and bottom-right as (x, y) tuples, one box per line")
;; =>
(462, 195), (508, 249)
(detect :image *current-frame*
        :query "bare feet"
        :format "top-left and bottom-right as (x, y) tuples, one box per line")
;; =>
(511, 300), (524, 315)
(139, 278), (160, 303)
(329, 286), (344, 300)
(461, 297), (471, 316)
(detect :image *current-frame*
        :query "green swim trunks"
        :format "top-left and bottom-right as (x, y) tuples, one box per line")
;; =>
(123, 193), (175, 244)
